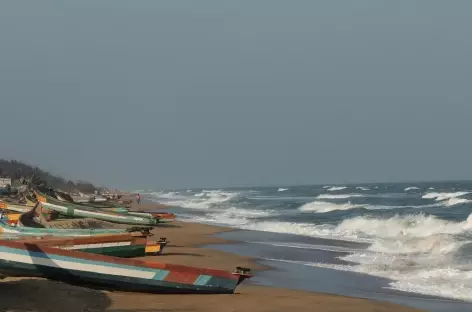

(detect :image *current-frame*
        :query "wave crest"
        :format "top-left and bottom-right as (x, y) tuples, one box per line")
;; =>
(299, 201), (362, 213)
(326, 186), (347, 191)
(316, 193), (365, 199)
(422, 191), (470, 201)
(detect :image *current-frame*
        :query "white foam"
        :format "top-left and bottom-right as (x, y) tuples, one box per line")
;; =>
(444, 197), (472, 207)
(422, 191), (470, 201)
(335, 214), (467, 239)
(148, 189), (239, 210)
(145, 191), (185, 199)
(188, 207), (272, 226)
(316, 194), (365, 199)
(326, 186), (347, 191)
(308, 260), (472, 301)
(366, 234), (463, 254)
(277, 188), (288, 192)
(242, 221), (351, 240)
(295, 213), (472, 301)
(246, 214), (470, 242)
(299, 201), (362, 213)
(404, 186), (420, 191)
(356, 187), (370, 191)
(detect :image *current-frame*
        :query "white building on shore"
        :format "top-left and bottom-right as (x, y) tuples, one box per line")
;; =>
(0, 177), (11, 187)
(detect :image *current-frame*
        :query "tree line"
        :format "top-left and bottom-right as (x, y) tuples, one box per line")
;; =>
(0, 159), (97, 193)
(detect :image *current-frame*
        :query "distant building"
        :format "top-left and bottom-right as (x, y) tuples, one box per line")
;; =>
(0, 177), (11, 187)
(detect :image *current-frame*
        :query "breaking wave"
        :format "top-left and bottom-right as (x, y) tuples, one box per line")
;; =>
(422, 191), (470, 201)
(147, 190), (239, 210)
(326, 186), (347, 191)
(299, 201), (363, 213)
(316, 193), (365, 199)
(253, 213), (472, 301)
(144, 183), (472, 301)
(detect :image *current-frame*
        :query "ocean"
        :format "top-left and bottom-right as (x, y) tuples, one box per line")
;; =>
(142, 181), (472, 311)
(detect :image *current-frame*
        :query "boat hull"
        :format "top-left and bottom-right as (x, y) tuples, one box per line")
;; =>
(35, 191), (158, 226)
(9, 234), (167, 258)
(0, 241), (249, 294)
(0, 221), (128, 237)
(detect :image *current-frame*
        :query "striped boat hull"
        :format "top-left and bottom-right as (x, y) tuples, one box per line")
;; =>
(0, 240), (251, 294)
(35, 191), (158, 226)
(9, 233), (167, 258)
(0, 220), (128, 237)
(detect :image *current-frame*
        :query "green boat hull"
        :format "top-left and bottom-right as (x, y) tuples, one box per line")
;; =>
(36, 191), (158, 226)
(1, 222), (128, 237)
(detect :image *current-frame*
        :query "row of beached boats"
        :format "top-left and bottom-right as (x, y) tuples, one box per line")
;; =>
(0, 187), (252, 294)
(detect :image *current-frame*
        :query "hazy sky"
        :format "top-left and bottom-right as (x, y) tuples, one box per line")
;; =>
(1, 1), (472, 189)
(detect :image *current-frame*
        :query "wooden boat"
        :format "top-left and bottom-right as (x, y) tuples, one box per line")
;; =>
(0, 202), (26, 225)
(0, 201), (32, 213)
(0, 211), (20, 225)
(0, 240), (252, 293)
(10, 233), (168, 258)
(5, 203), (150, 237)
(24, 196), (36, 207)
(54, 191), (176, 223)
(34, 190), (159, 226)
(0, 220), (130, 237)
(55, 191), (129, 212)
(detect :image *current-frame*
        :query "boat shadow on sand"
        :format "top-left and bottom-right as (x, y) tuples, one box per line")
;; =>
(0, 278), (112, 312)
(0, 278), (191, 312)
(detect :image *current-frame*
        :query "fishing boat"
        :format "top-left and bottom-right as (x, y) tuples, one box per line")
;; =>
(0, 202), (26, 224)
(0, 240), (252, 294)
(54, 191), (176, 223)
(24, 196), (36, 207)
(0, 201), (33, 213)
(54, 191), (129, 212)
(34, 190), (159, 226)
(0, 220), (131, 237)
(10, 233), (168, 258)
(5, 203), (149, 237)
(0, 211), (21, 225)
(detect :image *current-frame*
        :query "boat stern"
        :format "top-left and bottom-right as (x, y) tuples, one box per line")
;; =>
(145, 237), (168, 256)
(232, 267), (253, 285)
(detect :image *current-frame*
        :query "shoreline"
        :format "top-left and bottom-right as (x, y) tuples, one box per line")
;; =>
(0, 200), (424, 312)
(132, 201), (423, 312)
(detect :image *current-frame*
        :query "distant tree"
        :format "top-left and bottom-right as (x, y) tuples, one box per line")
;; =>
(0, 159), (98, 193)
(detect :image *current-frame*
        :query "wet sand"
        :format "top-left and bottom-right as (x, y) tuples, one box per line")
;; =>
(0, 201), (424, 312)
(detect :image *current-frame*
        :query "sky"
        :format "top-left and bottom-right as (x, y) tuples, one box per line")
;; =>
(1, 1), (472, 190)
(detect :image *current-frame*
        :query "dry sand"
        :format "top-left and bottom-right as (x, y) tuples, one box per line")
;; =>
(0, 201), (424, 312)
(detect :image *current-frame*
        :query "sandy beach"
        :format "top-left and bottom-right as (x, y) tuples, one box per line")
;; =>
(0, 201), (424, 312)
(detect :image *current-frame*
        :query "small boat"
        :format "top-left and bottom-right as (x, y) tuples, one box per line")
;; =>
(10, 233), (168, 258)
(4, 203), (150, 237)
(0, 220), (131, 237)
(54, 191), (129, 212)
(54, 191), (176, 223)
(0, 201), (33, 213)
(24, 196), (37, 207)
(1, 212), (21, 224)
(0, 202), (25, 225)
(34, 190), (159, 226)
(0, 240), (252, 293)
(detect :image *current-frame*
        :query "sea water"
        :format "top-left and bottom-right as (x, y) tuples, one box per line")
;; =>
(141, 182), (472, 309)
